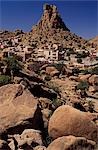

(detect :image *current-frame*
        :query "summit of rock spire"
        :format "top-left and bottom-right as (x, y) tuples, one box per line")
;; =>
(32, 4), (70, 32)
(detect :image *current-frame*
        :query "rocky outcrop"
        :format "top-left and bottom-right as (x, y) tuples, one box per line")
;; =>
(0, 84), (43, 137)
(32, 4), (70, 32)
(47, 136), (96, 150)
(48, 105), (98, 142)
(8, 129), (43, 149)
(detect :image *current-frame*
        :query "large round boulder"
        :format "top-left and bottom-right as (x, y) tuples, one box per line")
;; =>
(48, 105), (98, 142)
(47, 136), (96, 150)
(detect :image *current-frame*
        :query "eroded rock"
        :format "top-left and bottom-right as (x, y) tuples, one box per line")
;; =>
(48, 105), (98, 142)
(47, 136), (96, 150)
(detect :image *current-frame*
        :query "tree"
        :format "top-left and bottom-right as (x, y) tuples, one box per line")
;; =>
(2, 56), (22, 78)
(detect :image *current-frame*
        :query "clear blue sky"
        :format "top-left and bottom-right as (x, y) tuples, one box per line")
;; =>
(0, 0), (98, 39)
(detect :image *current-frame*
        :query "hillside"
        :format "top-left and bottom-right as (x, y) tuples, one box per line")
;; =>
(21, 4), (95, 50)
(89, 36), (98, 45)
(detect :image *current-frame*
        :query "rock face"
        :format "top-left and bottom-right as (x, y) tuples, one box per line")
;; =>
(48, 105), (98, 142)
(47, 136), (96, 150)
(0, 84), (43, 136)
(33, 4), (70, 32)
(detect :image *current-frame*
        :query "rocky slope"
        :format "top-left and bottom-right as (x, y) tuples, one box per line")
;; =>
(21, 4), (95, 50)
(89, 36), (98, 45)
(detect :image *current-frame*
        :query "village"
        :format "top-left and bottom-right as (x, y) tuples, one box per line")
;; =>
(0, 34), (98, 68)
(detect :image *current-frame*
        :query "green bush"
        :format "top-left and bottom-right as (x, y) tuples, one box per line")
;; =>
(72, 67), (80, 75)
(76, 81), (89, 90)
(0, 75), (11, 86)
(90, 66), (98, 75)
(76, 51), (89, 58)
(48, 81), (60, 93)
(77, 58), (82, 63)
(80, 69), (89, 75)
(52, 98), (65, 109)
(45, 75), (51, 81)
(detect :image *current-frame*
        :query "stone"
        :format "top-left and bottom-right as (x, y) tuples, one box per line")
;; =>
(0, 139), (11, 150)
(50, 70), (60, 77)
(89, 75), (98, 85)
(48, 105), (98, 142)
(20, 129), (43, 146)
(79, 74), (91, 82)
(13, 129), (43, 148)
(0, 84), (43, 136)
(8, 138), (15, 150)
(9, 129), (43, 149)
(47, 136), (96, 150)
(41, 109), (52, 128)
(46, 66), (59, 77)
(34, 145), (46, 150)
(14, 76), (23, 84)
(38, 97), (53, 109)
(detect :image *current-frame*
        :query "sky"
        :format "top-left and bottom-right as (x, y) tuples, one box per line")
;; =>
(0, 0), (98, 39)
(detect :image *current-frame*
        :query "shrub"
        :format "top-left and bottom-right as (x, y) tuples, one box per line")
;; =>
(0, 75), (11, 86)
(90, 66), (98, 75)
(76, 81), (89, 91)
(52, 98), (66, 109)
(72, 67), (80, 75)
(48, 81), (60, 93)
(45, 75), (51, 81)
(80, 69), (89, 75)
(66, 49), (75, 56)
(76, 51), (89, 58)
(77, 58), (82, 63)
